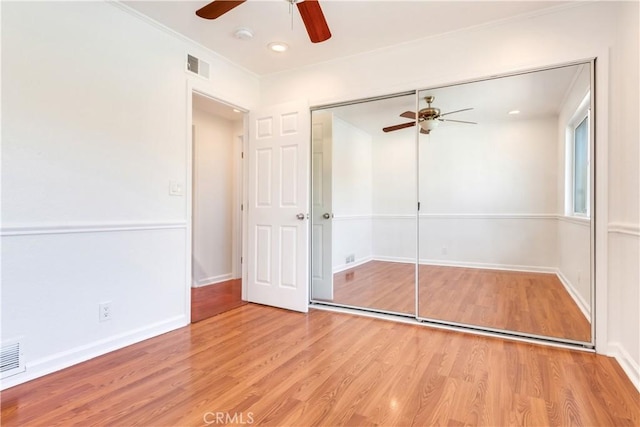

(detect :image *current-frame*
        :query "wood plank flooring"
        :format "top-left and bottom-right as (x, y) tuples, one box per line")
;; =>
(327, 261), (591, 342)
(191, 279), (246, 323)
(1, 304), (637, 426)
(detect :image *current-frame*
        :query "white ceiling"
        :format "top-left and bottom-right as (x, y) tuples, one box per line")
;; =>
(123, 0), (569, 76)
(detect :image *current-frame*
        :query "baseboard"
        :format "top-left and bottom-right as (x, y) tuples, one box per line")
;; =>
(0, 315), (188, 390)
(192, 273), (234, 287)
(608, 341), (640, 393)
(556, 270), (591, 320)
(418, 258), (557, 274)
(332, 256), (373, 274)
(335, 257), (558, 275)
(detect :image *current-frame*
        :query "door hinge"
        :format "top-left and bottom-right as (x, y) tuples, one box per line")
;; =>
(241, 152), (244, 159)
(241, 257), (243, 264)
(241, 204), (244, 211)
(418, 202), (421, 211)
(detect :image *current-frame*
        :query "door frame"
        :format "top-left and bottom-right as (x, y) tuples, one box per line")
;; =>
(185, 80), (249, 320)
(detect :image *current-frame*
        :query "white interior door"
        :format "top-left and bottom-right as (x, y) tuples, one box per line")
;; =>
(311, 111), (333, 300)
(247, 101), (310, 312)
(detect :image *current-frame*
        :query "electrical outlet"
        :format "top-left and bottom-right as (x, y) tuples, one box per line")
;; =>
(99, 302), (112, 322)
(345, 256), (351, 264)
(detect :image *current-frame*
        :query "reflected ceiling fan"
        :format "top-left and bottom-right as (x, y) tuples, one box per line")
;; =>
(196, 0), (331, 43)
(383, 96), (477, 134)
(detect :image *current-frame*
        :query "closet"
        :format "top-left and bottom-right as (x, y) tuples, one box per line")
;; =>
(310, 61), (595, 347)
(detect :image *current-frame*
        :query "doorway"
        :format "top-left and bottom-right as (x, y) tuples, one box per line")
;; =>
(190, 93), (246, 322)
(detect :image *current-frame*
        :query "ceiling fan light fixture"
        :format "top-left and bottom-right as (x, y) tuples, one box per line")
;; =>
(420, 119), (439, 132)
(268, 42), (289, 53)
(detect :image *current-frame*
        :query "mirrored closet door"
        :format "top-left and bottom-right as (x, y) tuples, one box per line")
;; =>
(311, 93), (417, 315)
(311, 60), (594, 347)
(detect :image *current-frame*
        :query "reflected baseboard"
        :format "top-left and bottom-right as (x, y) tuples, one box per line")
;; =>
(332, 256), (374, 274)
(556, 270), (591, 320)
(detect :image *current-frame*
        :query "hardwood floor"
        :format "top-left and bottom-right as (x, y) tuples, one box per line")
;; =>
(1, 304), (638, 426)
(332, 261), (415, 314)
(326, 261), (591, 342)
(418, 265), (590, 342)
(191, 279), (246, 323)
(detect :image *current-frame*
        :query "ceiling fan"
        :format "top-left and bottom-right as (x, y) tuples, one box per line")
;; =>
(196, 0), (332, 44)
(383, 96), (477, 134)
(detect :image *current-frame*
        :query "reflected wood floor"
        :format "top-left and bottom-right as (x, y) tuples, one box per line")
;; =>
(2, 304), (637, 426)
(330, 261), (591, 342)
(191, 279), (246, 323)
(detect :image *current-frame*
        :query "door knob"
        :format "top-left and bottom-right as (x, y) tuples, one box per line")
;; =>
(296, 213), (305, 220)
(323, 213), (331, 219)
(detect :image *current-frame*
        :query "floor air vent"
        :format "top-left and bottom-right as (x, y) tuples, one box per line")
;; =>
(186, 54), (210, 79)
(1, 339), (25, 379)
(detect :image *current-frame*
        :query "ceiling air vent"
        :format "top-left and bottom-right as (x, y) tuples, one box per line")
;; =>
(186, 54), (210, 80)
(1, 339), (25, 379)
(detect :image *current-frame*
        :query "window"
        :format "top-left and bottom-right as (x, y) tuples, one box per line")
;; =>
(567, 91), (590, 217)
(573, 115), (589, 215)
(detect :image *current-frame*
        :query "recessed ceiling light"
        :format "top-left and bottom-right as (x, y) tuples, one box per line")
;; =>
(508, 110), (521, 115)
(232, 109), (241, 113)
(268, 42), (289, 53)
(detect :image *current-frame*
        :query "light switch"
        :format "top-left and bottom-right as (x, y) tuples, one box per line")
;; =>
(169, 180), (184, 196)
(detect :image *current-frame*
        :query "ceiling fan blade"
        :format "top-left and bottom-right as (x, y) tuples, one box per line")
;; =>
(439, 107), (473, 117)
(383, 121), (416, 133)
(196, 0), (246, 19)
(439, 118), (478, 125)
(297, 0), (331, 43)
(400, 111), (416, 119)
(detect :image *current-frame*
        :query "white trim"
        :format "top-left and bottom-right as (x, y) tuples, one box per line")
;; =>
(608, 222), (640, 237)
(0, 315), (187, 391)
(556, 270), (591, 320)
(0, 222), (187, 237)
(374, 213), (558, 220)
(354, 256), (559, 274)
(607, 342), (640, 393)
(418, 258), (558, 274)
(193, 273), (234, 288)
(336, 213), (564, 221)
(558, 215), (592, 227)
(419, 213), (558, 220)
(332, 214), (372, 221)
(332, 256), (373, 274)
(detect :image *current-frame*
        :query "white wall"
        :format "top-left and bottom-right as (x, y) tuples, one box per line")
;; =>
(371, 130), (417, 263)
(192, 107), (241, 287)
(1, 1), (258, 389)
(331, 117), (373, 270)
(607, 0), (640, 389)
(262, 1), (639, 385)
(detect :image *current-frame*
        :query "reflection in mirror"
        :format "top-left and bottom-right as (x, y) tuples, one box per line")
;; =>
(416, 63), (593, 342)
(311, 94), (417, 315)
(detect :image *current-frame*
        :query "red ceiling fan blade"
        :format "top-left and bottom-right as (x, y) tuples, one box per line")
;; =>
(400, 111), (416, 119)
(196, 0), (246, 19)
(383, 122), (416, 133)
(297, 0), (332, 43)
